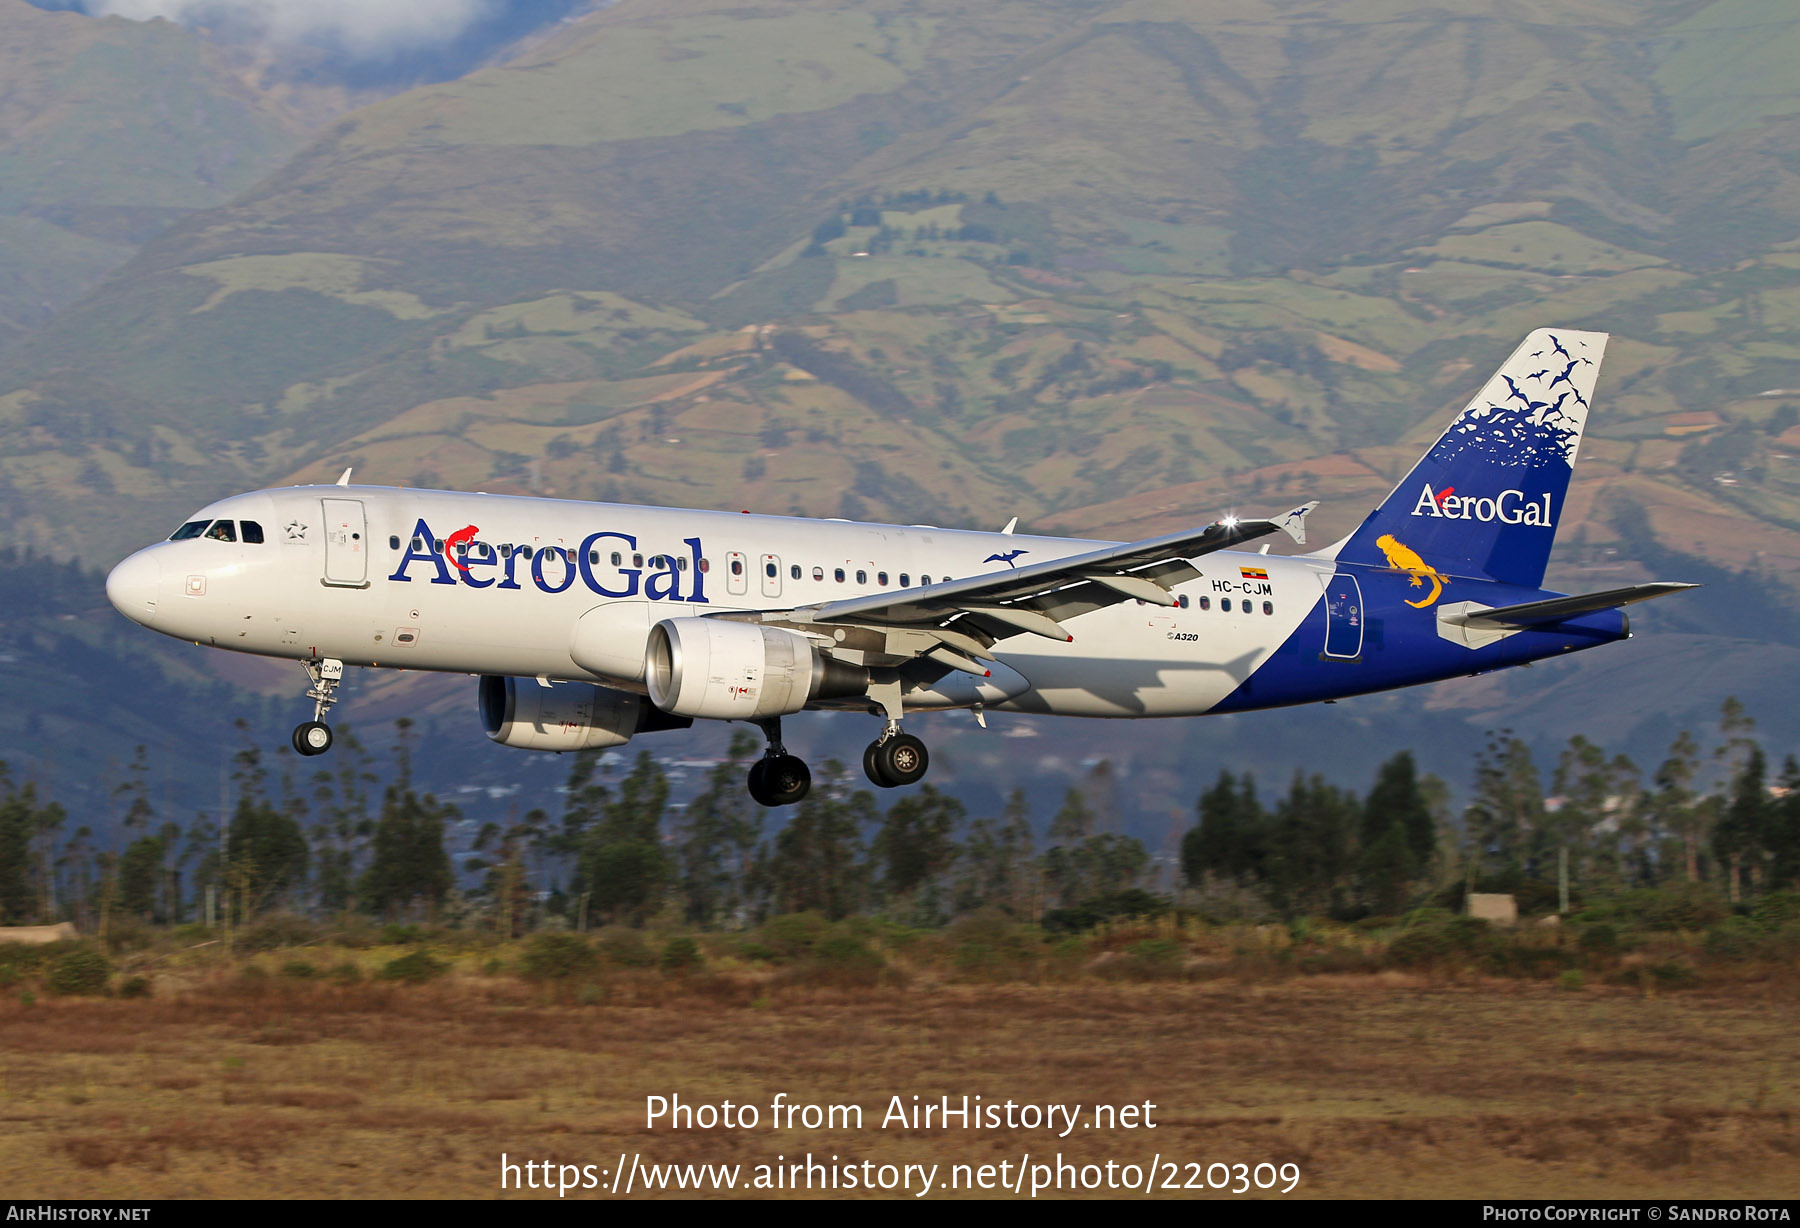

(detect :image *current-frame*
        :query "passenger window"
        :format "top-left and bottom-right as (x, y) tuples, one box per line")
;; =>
(765, 562), (778, 578)
(790, 564), (801, 580)
(730, 558), (744, 576)
(611, 552), (621, 566)
(699, 558), (710, 573)
(520, 546), (533, 559)
(921, 575), (931, 585)
(835, 568), (845, 583)
(415, 537), (425, 551)
(856, 570), (867, 584)
(204, 521), (237, 542)
(390, 535), (401, 550)
(900, 573), (910, 587)
(633, 553), (644, 568)
(1222, 598), (1232, 612)
(1199, 595), (1211, 610)
(589, 550), (599, 565)
(678, 556), (688, 571)
(813, 567), (824, 581)
(1263, 600), (1274, 615)
(240, 521), (265, 544)
(878, 572), (889, 586)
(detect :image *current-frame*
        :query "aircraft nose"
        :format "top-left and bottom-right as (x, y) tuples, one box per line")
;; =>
(106, 551), (161, 625)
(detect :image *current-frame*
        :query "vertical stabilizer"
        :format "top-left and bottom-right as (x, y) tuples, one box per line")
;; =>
(1336, 328), (1607, 587)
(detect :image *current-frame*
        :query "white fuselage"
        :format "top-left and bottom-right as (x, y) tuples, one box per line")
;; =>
(108, 485), (1326, 719)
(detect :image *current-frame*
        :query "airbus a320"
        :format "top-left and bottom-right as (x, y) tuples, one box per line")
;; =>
(106, 329), (1694, 806)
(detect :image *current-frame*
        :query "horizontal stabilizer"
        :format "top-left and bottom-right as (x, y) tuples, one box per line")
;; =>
(1445, 582), (1699, 629)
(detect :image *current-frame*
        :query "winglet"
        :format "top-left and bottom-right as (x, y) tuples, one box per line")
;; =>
(1274, 501), (1318, 546)
(1000, 516), (1019, 535)
(336, 467), (354, 486)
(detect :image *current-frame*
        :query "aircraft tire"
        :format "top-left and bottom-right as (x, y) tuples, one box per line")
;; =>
(747, 758), (773, 806)
(293, 721), (333, 757)
(873, 734), (928, 786)
(764, 755), (811, 806)
(864, 740), (897, 788)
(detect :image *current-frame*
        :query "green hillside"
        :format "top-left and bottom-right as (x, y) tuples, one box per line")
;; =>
(2, 0), (1799, 777)
(0, 0), (310, 342)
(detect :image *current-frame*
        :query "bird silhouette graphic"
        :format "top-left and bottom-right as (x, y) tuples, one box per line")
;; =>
(984, 549), (1028, 568)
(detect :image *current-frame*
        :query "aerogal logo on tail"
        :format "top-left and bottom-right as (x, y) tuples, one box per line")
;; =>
(1410, 484), (1552, 526)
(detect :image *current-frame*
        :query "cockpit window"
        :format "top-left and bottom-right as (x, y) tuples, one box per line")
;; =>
(204, 521), (237, 543)
(240, 521), (265, 544)
(169, 520), (210, 541)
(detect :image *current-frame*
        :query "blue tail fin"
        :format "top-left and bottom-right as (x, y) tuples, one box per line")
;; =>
(1335, 328), (1607, 587)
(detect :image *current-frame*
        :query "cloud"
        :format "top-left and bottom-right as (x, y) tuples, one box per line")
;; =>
(85, 0), (502, 60)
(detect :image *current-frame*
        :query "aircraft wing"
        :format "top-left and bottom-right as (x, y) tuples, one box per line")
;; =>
(770, 502), (1317, 672)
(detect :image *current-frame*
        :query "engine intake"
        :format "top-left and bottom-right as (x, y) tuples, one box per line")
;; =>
(645, 618), (867, 720)
(478, 675), (690, 752)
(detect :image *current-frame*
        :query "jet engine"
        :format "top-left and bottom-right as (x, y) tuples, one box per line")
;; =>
(645, 618), (867, 720)
(478, 675), (690, 752)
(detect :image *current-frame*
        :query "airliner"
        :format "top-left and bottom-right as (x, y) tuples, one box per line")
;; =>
(106, 329), (1693, 806)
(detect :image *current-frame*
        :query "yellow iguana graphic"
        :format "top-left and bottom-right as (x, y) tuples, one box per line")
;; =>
(1376, 534), (1448, 608)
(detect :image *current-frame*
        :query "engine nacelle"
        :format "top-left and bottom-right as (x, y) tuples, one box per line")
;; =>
(478, 675), (691, 752)
(645, 617), (867, 720)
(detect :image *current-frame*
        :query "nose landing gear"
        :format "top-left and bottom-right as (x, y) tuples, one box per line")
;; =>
(291, 657), (344, 757)
(747, 717), (811, 807)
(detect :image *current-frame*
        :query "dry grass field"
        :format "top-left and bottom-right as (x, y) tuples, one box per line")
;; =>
(2, 965), (1797, 1199)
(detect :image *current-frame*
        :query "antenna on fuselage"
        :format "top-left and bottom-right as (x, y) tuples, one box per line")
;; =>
(336, 468), (353, 486)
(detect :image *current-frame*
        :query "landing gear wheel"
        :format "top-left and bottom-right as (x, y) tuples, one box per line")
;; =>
(867, 733), (928, 787)
(292, 720), (333, 757)
(748, 755), (811, 807)
(863, 739), (894, 788)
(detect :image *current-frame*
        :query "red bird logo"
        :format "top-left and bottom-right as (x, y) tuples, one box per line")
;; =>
(443, 525), (479, 571)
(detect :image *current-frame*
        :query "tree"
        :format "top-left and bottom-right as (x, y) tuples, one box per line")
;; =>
(309, 724), (377, 913)
(675, 733), (762, 927)
(225, 746), (309, 917)
(1713, 745), (1769, 902)
(766, 763), (875, 919)
(360, 782), (456, 921)
(579, 751), (670, 926)
(1464, 733), (1544, 882)
(1182, 771), (1263, 886)
(954, 789), (1036, 916)
(871, 785), (964, 919)
(1653, 730), (1705, 883)
(0, 764), (61, 923)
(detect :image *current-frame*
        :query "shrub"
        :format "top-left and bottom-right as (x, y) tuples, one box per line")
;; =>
(380, 923), (425, 945)
(46, 950), (112, 996)
(377, 950), (448, 983)
(805, 935), (886, 987)
(759, 913), (829, 960)
(737, 941), (776, 963)
(118, 976), (152, 999)
(520, 933), (599, 982)
(660, 937), (702, 972)
(597, 930), (654, 968)
(279, 960), (321, 980)
(238, 914), (321, 951)
(329, 962), (363, 985)
(1578, 923), (1621, 956)
(1558, 969), (1585, 992)
(1752, 892), (1800, 929)
(1120, 937), (1185, 981)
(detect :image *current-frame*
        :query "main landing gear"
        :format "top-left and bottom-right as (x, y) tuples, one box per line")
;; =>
(291, 657), (344, 757)
(863, 724), (930, 789)
(747, 717), (811, 808)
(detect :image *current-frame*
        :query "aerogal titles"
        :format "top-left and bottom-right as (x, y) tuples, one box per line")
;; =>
(387, 519), (709, 603)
